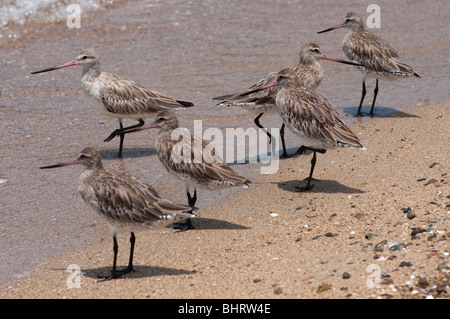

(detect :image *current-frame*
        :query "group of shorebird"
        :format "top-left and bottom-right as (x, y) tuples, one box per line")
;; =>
(33, 13), (419, 280)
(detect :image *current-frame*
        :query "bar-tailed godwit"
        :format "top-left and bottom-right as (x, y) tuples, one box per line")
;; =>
(213, 43), (362, 157)
(251, 67), (364, 190)
(40, 147), (195, 280)
(113, 110), (251, 231)
(318, 12), (420, 116)
(31, 49), (194, 157)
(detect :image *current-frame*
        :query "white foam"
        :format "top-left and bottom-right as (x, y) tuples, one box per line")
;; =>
(0, 0), (105, 26)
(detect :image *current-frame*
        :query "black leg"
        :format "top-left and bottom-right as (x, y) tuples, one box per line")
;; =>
(187, 189), (197, 207)
(369, 79), (379, 117)
(98, 234), (119, 281)
(295, 145), (307, 155)
(118, 122), (125, 158)
(104, 119), (145, 145)
(254, 113), (273, 143)
(98, 233), (135, 281)
(118, 232), (135, 275)
(173, 190), (197, 231)
(356, 79), (366, 117)
(280, 123), (289, 159)
(295, 147), (326, 191)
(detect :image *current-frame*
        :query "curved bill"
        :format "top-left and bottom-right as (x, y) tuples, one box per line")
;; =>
(321, 54), (362, 66)
(31, 60), (77, 74)
(122, 122), (156, 134)
(317, 23), (345, 34)
(39, 159), (78, 169)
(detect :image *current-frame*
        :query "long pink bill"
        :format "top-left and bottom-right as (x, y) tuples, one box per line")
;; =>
(122, 122), (156, 135)
(317, 23), (345, 34)
(39, 159), (78, 169)
(321, 54), (362, 66)
(31, 60), (77, 74)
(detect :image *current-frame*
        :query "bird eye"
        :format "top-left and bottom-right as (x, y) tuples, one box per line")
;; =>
(82, 55), (88, 60)
(313, 48), (319, 53)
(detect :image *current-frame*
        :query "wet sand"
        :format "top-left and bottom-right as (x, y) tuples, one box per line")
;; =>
(0, 0), (449, 298)
(0, 101), (448, 299)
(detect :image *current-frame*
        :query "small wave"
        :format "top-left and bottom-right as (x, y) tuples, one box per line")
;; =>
(0, 0), (112, 26)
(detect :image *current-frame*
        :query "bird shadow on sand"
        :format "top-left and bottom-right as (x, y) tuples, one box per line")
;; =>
(80, 265), (197, 280)
(275, 179), (365, 194)
(168, 217), (250, 230)
(342, 106), (420, 118)
(100, 148), (157, 160)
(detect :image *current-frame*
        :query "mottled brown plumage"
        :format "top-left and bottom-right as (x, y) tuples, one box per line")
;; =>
(255, 67), (364, 190)
(40, 147), (194, 280)
(213, 43), (359, 108)
(213, 43), (361, 158)
(274, 69), (364, 150)
(31, 49), (194, 157)
(112, 111), (251, 230)
(318, 12), (420, 116)
(153, 111), (250, 230)
(153, 111), (250, 190)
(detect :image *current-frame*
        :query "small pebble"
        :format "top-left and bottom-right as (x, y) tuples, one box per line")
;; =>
(407, 212), (416, 219)
(353, 213), (364, 219)
(387, 255), (397, 261)
(429, 202), (440, 206)
(365, 233), (379, 240)
(416, 277), (428, 288)
(399, 261), (413, 267)
(273, 287), (283, 295)
(411, 227), (425, 236)
(342, 272), (351, 279)
(388, 243), (401, 251)
(401, 207), (412, 214)
(425, 178), (438, 185)
(374, 240), (387, 252)
(316, 283), (331, 293)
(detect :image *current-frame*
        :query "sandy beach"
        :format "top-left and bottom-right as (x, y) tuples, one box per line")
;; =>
(0, 0), (449, 301)
(0, 101), (448, 299)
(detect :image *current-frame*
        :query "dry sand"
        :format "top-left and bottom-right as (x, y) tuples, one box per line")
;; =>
(0, 101), (448, 299)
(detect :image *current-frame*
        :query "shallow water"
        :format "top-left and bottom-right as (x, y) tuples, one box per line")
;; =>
(0, 0), (449, 284)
